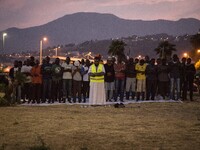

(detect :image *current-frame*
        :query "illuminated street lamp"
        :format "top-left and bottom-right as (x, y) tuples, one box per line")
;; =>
(55, 46), (60, 57)
(183, 53), (188, 58)
(197, 49), (200, 53)
(2, 33), (7, 52)
(39, 37), (47, 64)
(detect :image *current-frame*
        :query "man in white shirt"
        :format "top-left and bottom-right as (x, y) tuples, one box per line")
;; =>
(81, 59), (90, 103)
(21, 59), (32, 103)
(72, 60), (82, 103)
(61, 57), (73, 103)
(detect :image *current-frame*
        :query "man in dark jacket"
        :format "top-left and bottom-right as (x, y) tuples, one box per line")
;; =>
(125, 57), (136, 100)
(51, 58), (63, 103)
(41, 56), (52, 103)
(157, 59), (170, 100)
(104, 57), (115, 102)
(182, 58), (196, 101)
(146, 58), (157, 100)
(180, 57), (187, 99)
(9, 60), (19, 80)
(168, 54), (181, 100)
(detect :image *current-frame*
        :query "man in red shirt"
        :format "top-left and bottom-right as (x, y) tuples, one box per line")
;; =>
(31, 60), (42, 103)
(114, 58), (126, 102)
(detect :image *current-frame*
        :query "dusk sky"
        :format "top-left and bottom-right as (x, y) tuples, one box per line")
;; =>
(0, 0), (200, 31)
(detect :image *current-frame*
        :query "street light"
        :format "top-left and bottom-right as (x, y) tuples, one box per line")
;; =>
(2, 33), (7, 53)
(55, 46), (60, 57)
(39, 37), (47, 64)
(197, 49), (200, 53)
(183, 53), (188, 58)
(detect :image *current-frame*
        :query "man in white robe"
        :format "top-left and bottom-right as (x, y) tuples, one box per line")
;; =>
(88, 57), (106, 105)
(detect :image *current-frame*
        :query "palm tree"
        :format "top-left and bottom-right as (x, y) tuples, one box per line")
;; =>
(108, 40), (126, 61)
(155, 41), (176, 61)
(190, 32), (200, 61)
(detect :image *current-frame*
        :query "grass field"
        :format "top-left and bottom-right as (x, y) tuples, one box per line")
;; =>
(0, 99), (200, 150)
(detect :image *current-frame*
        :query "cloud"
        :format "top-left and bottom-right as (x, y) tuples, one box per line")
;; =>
(91, 0), (185, 6)
(0, 0), (26, 10)
(97, 0), (200, 20)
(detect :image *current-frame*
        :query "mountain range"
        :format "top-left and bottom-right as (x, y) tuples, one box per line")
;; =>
(1, 12), (200, 53)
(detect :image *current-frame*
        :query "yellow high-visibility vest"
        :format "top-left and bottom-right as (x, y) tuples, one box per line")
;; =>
(90, 64), (104, 82)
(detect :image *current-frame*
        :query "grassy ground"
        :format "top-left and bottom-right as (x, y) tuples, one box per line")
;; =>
(0, 98), (200, 150)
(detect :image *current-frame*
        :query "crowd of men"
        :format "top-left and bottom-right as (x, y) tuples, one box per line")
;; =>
(8, 54), (196, 104)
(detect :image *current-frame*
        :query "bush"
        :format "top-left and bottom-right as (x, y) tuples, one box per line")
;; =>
(0, 83), (11, 106)
(0, 83), (6, 92)
(0, 97), (9, 107)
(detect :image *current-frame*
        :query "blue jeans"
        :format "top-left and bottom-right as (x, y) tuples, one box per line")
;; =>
(170, 78), (180, 100)
(42, 78), (52, 102)
(114, 79), (125, 102)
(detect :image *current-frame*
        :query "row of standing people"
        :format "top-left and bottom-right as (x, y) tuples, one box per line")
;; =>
(9, 56), (90, 104)
(9, 54), (196, 104)
(105, 54), (196, 102)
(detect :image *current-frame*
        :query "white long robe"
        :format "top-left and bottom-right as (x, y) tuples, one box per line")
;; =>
(88, 65), (106, 105)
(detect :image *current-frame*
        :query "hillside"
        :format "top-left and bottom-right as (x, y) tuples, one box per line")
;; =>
(0, 12), (199, 53)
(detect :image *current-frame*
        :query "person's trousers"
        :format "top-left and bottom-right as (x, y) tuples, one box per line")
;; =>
(63, 79), (72, 99)
(73, 80), (82, 102)
(82, 81), (90, 102)
(32, 83), (41, 103)
(183, 78), (194, 100)
(170, 78), (180, 100)
(158, 81), (169, 99)
(42, 79), (52, 102)
(146, 79), (157, 100)
(52, 79), (62, 102)
(21, 82), (32, 101)
(105, 82), (115, 101)
(126, 77), (136, 92)
(114, 79), (125, 102)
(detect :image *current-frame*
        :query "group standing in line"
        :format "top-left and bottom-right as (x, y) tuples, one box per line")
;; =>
(9, 53), (196, 105)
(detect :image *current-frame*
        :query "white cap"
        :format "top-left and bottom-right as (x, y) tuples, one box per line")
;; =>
(74, 60), (80, 67)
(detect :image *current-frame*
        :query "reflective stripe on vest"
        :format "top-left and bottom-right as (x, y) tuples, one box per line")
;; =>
(90, 64), (104, 82)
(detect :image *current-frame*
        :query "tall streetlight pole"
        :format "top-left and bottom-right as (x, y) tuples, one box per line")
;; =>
(55, 46), (60, 57)
(39, 37), (47, 64)
(2, 33), (7, 53)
